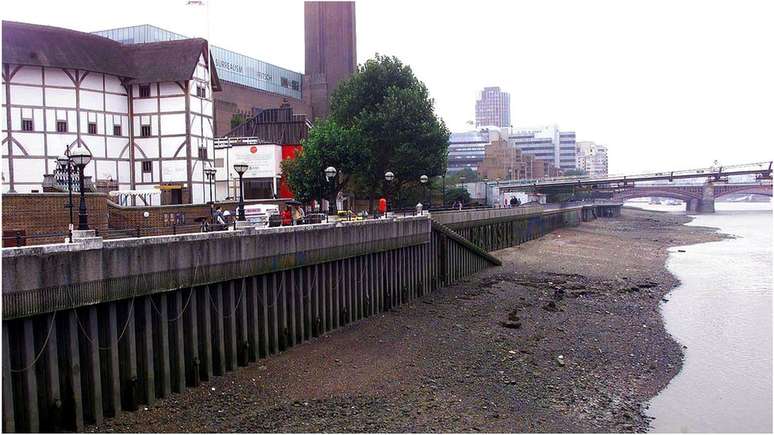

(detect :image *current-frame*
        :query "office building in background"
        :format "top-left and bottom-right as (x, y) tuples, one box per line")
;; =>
(475, 86), (510, 128)
(94, 24), (311, 136)
(509, 125), (577, 172)
(576, 141), (609, 176)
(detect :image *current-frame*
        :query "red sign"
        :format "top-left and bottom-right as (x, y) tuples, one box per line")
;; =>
(250, 146), (257, 153)
(279, 144), (303, 198)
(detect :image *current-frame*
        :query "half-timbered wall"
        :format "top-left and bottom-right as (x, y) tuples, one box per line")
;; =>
(2, 66), (130, 193)
(2, 53), (215, 205)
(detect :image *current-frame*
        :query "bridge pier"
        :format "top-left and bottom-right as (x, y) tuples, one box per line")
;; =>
(686, 182), (716, 214)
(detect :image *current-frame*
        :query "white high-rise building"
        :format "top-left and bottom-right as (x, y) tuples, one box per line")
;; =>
(2, 21), (220, 204)
(576, 141), (609, 177)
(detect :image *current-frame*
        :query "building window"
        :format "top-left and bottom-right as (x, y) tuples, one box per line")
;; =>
(214, 158), (224, 168)
(197, 147), (208, 160)
(21, 119), (33, 132)
(141, 125), (151, 137)
(196, 85), (207, 98)
(281, 77), (289, 88)
(142, 161), (152, 173)
(113, 125), (122, 136)
(56, 121), (67, 133)
(139, 85), (151, 98)
(88, 122), (97, 135)
(291, 80), (300, 91)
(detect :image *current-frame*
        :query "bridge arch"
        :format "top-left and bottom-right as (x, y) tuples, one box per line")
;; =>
(612, 187), (702, 202)
(714, 185), (772, 199)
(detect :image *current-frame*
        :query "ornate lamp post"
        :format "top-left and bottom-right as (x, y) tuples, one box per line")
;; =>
(420, 174), (429, 209)
(204, 165), (216, 202)
(69, 147), (92, 230)
(204, 165), (216, 220)
(233, 161), (248, 221)
(56, 154), (75, 233)
(324, 166), (338, 214)
(384, 171), (395, 212)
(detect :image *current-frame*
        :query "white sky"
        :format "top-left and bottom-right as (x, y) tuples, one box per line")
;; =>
(2, 0), (773, 174)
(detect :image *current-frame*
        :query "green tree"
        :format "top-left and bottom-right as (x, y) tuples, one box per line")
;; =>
(563, 168), (587, 176)
(281, 118), (365, 205)
(329, 54), (450, 211)
(230, 113), (247, 129)
(447, 168), (480, 184)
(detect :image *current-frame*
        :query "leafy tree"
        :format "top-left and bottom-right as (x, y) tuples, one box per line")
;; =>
(329, 54), (450, 211)
(281, 118), (365, 204)
(445, 186), (471, 205)
(230, 113), (247, 129)
(447, 168), (480, 184)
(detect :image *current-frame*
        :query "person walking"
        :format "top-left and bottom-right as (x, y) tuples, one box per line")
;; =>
(281, 205), (293, 226)
(214, 206), (226, 230)
(292, 204), (305, 225)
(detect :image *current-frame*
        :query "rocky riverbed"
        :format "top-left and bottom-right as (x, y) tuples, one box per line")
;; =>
(89, 208), (723, 433)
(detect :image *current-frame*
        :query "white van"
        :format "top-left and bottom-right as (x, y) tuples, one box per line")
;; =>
(243, 204), (279, 227)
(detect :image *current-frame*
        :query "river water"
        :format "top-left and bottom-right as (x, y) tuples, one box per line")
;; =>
(627, 201), (773, 432)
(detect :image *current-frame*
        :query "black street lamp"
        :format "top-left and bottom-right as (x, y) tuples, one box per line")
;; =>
(420, 174), (429, 209)
(70, 147), (92, 230)
(204, 165), (216, 201)
(204, 165), (216, 219)
(56, 154), (74, 235)
(325, 166), (337, 214)
(384, 171), (395, 212)
(233, 162), (248, 221)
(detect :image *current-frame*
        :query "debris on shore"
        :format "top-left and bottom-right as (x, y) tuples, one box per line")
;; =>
(89, 208), (723, 433)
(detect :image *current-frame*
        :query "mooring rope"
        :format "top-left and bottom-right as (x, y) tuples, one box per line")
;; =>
(9, 310), (57, 373)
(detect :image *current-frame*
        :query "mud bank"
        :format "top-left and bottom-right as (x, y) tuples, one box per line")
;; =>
(89, 208), (722, 433)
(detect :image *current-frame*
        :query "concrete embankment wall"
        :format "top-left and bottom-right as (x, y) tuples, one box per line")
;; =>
(1, 202), (621, 432)
(1, 216), (498, 432)
(432, 203), (615, 252)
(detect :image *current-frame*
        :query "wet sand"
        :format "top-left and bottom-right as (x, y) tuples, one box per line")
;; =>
(90, 208), (722, 433)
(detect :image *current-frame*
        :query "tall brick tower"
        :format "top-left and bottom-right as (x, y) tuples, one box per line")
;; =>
(304, 1), (357, 120)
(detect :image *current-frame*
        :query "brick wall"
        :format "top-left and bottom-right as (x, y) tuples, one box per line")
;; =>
(2, 193), (288, 245)
(107, 198), (288, 238)
(1, 193), (109, 246)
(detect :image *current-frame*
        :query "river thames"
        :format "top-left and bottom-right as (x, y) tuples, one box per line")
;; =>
(630, 202), (772, 432)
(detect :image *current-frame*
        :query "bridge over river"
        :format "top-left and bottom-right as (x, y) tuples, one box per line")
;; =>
(1, 201), (621, 432)
(611, 182), (772, 213)
(492, 161), (772, 213)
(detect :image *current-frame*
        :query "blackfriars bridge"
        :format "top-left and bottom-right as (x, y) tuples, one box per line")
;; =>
(494, 161), (772, 213)
(610, 182), (772, 213)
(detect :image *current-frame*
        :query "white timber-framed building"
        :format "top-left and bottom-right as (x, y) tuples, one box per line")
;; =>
(1, 21), (221, 204)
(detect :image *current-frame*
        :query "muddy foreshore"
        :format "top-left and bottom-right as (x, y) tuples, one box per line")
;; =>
(89, 208), (723, 433)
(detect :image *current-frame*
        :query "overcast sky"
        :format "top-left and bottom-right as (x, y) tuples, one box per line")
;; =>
(3, 0), (773, 174)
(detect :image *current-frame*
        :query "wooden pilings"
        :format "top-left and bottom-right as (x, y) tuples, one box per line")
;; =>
(0, 218), (512, 433)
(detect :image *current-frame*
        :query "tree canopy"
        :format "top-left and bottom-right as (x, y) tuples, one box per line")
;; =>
(280, 118), (364, 203)
(283, 54), (450, 210)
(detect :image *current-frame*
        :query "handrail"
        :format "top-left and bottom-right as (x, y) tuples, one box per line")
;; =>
(430, 219), (502, 266)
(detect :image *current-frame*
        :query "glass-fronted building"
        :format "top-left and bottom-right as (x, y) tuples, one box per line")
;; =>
(93, 24), (303, 100)
(448, 130), (490, 173)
